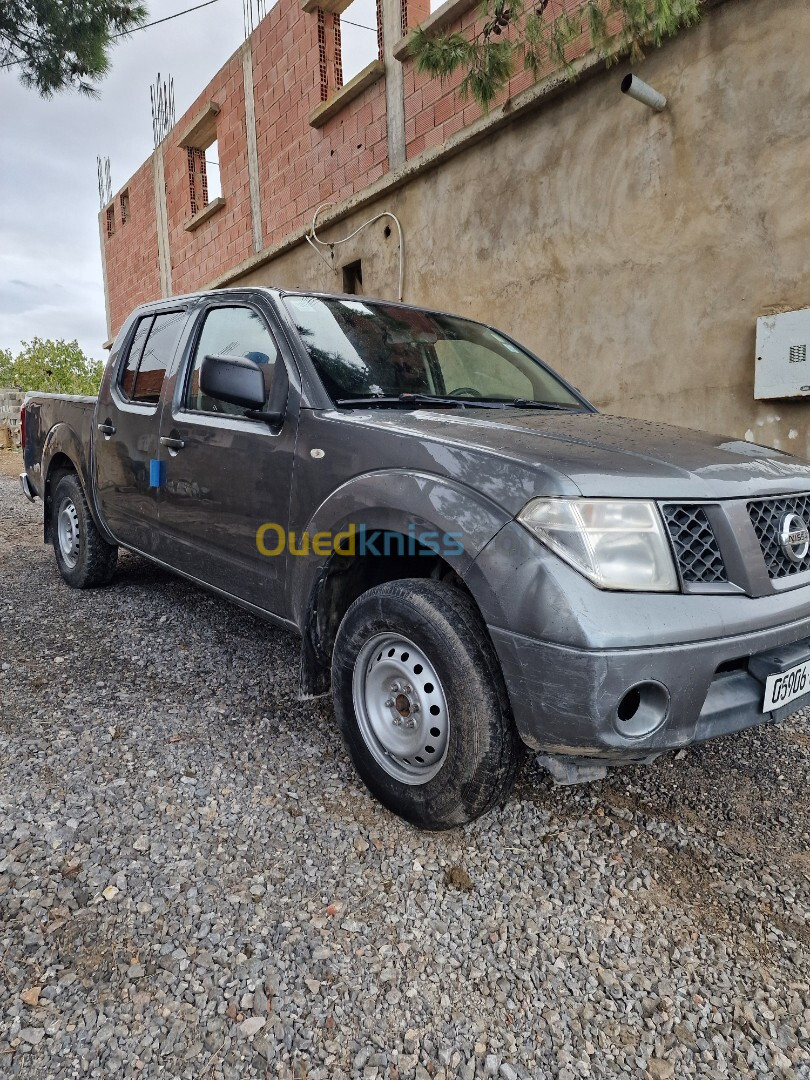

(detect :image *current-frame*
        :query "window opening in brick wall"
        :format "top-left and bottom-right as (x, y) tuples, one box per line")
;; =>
(342, 259), (363, 295)
(188, 144), (223, 215)
(106, 205), (115, 238)
(120, 190), (130, 225)
(204, 139), (221, 202)
(340, 0), (379, 84)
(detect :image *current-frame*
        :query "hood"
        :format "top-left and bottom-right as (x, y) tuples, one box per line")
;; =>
(337, 408), (810, 502)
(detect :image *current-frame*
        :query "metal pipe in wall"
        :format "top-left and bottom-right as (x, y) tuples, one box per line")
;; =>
(621, 73), (667, 112)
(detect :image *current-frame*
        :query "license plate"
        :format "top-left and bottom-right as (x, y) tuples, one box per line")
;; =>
(763, 660), (810, 712)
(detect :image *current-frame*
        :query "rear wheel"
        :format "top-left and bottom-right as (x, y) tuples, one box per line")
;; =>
(51, 473), (117, 588)
(332, 578), (522, 829)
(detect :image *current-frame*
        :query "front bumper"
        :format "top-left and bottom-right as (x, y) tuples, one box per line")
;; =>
(490, 611), (810, 763)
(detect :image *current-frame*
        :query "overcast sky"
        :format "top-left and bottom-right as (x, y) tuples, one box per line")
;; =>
(0, 0), (379, 363)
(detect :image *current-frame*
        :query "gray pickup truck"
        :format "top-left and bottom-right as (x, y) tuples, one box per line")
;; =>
(20, 287), (810, 828)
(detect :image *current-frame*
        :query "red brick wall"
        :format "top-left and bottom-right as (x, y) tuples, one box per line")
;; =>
(164, 49), (255, 296)
(103, 158), (161, 340)
(102, 0), (607, 339)
(251, 0), (388, 247)
(402, 0), (618, 158)
(401, 0), (430, 36)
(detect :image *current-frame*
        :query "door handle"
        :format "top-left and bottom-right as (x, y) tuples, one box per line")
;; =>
(159, 436), (185, 452)
(97, 422), (116, 437)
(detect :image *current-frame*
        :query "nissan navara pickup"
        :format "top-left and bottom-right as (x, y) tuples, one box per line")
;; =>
(19, 288), (810, 828)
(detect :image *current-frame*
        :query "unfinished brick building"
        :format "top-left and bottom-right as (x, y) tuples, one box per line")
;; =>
(100, 0), (810, 452)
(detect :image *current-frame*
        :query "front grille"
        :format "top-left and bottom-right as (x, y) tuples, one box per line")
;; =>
(662, 504), (727, 584)
(748, 494), (810, 578)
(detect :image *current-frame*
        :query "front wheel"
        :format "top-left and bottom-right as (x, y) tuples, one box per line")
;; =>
(332, 578), (522, 829)
(51, 473), (118, 588)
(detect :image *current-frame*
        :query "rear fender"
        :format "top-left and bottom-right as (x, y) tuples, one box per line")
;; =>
(41, 424), (114, 544)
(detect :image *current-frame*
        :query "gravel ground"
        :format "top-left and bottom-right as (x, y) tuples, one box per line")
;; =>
(1, 452), (809, 1079)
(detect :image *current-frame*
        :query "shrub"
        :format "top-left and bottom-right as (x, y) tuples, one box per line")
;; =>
(0, 338), (104, 396)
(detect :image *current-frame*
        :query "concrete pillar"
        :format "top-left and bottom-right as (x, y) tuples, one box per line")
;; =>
(152, 148), (172, 298)
(241, 41), (264, 255)
(98, 212), (112, 344)
(381, 0), (406, 170)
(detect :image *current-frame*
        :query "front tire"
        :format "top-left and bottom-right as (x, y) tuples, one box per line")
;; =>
(51, 473), (117, 588)
(332, 578), (522, 829)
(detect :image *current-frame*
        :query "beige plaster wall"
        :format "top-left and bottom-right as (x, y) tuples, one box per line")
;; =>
(235, 0), (810, 455)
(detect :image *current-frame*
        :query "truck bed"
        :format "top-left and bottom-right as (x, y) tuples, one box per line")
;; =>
(22, 394), (97, 499)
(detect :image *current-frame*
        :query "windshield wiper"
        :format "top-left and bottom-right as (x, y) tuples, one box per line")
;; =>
(335, 394), (507, 409)
(508, 398), (583, 411)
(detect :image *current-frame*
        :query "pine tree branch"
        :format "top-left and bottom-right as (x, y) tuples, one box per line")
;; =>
(409, 0), (703, 111)
(0, 1), (147, 96)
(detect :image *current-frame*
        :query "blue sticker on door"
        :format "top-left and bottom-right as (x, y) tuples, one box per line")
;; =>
(149, 460), (166, 488)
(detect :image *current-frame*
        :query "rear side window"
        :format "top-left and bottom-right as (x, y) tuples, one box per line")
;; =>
(119, 310), (186, 405)
(120, 317), (151, 398)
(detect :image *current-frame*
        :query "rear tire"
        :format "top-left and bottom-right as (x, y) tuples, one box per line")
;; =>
(51, 473), (117, 588)
(332, 578), (522, 829)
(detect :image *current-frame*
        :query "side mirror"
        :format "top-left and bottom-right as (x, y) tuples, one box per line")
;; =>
(200, 353), (266, 410)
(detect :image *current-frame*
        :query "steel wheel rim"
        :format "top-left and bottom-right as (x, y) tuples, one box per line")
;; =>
(57, 498), (81, 569)
(352, 632), (450, 786)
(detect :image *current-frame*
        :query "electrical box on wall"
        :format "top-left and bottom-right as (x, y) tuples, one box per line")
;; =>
(755, 306), (810, 400)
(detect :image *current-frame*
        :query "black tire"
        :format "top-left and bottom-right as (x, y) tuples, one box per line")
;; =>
(51, 472), (118, 589)
(332, 578), (522, 829)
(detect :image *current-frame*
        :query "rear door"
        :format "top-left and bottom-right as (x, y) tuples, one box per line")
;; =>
(93, 307), (188, 552)
(155, 299), (299, 617)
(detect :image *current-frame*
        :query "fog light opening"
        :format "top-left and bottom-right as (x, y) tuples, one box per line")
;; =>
(614, 681), (670, 738)
(617, 688), (641, 722)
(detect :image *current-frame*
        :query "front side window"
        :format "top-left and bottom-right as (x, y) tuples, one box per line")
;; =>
(185, 306), (279, 416)
(119, 310), (186, 405)
(283, 296), (582, 407)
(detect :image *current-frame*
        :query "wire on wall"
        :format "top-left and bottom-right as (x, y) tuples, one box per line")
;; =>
(305, 202), (405, 301)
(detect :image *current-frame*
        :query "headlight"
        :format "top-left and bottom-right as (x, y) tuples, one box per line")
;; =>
(518, 498), (678, 592)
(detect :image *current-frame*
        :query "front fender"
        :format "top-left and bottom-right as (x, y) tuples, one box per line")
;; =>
(287, 469), (512, 631)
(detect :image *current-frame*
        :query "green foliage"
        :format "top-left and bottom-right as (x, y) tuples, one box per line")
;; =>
(410, 0), (702, 110)
(0, 0), (147, 96)
(0, 339), (104, 396)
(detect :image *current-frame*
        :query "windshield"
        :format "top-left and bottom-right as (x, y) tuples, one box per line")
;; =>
(283, 295), (583, 408)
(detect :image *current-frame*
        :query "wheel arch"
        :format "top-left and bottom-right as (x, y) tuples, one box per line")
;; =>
(300, 539), (472, 696)
(43, 449), (83, 542)
(41, 425), (112, 544)
(291, 470), (513, 697)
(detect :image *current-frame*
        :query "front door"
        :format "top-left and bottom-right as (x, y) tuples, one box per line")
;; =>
(93, 308), (188, 553)
(155, 301), (298, 618)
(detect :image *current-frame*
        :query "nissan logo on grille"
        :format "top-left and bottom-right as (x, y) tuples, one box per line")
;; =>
(779, 511), (810, 563)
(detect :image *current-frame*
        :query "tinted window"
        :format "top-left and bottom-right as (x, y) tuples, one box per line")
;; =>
(185, 306), (279, 416)
(131, 311), (186, 404)
(120, 316), (152, 398)
(119, 310), (185, 405)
